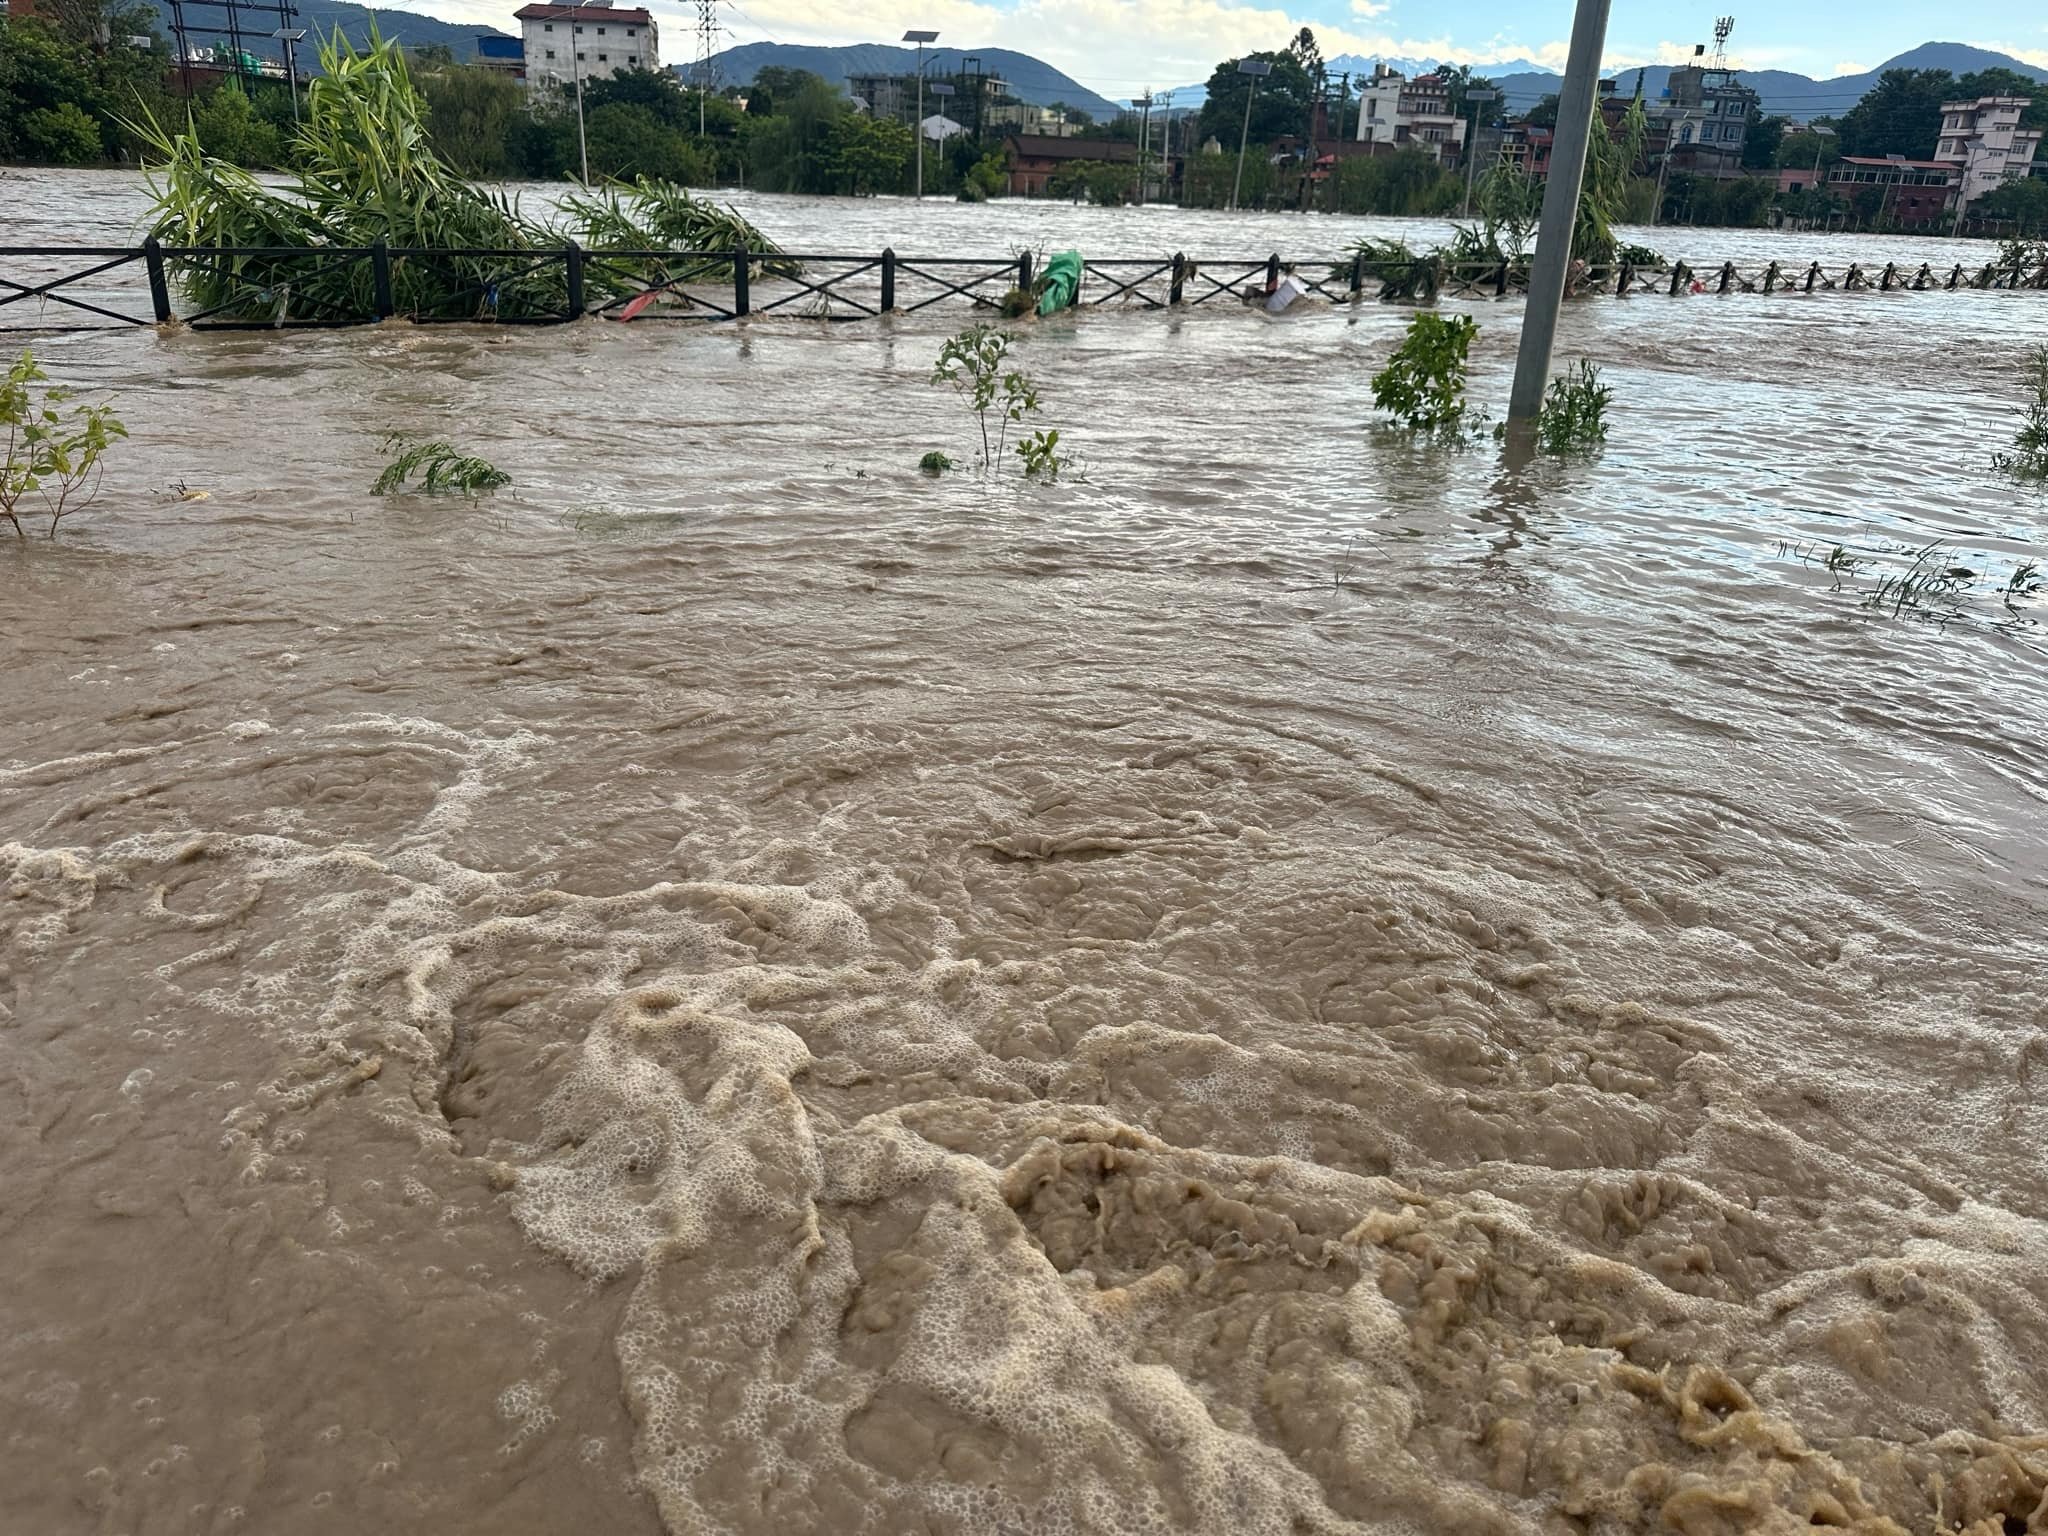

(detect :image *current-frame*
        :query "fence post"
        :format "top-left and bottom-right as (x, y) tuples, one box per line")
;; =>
(143, 236), (172, 324)
(1669, 263), (1683, 296)
(1948, 263), (1962, 290)
(880, 247), (895, 312)
(734, 249), (750, 316)
(1805, 262), (1819, 293)
(1169, 252), (1185, 306)
(1880, 261), (1895, 291)
(1497, 260), (1510, 298)
(1616, 261), (1630, 296)
(1718, 261), (1734, 294)
(564, 240), (584, 320)
(1975, 264), (1993, 289)
(1846, 263), (1862, 289)
(371, 238), (394, 319)
(1912, 263), (1930, 290)
(1763, 260), (1778, 294)
(1017, 251), (1033, 292)
(1265, 252), (1280, 291)
(1349, 252), (1363, 298)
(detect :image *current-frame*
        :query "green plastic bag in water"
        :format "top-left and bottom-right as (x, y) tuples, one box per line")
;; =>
(1037, 250), (1083, 316)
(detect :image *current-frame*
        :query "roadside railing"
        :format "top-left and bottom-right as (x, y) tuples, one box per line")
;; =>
(4, 241), (2045, 333)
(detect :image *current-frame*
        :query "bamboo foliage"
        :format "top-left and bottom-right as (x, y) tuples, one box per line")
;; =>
(137, 30), (785, 322)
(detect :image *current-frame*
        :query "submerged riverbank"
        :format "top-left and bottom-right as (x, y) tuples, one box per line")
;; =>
(2, 173), (2046, 1536)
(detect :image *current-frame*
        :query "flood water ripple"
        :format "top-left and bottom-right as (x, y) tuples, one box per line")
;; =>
(2, 170), (2046, 1536)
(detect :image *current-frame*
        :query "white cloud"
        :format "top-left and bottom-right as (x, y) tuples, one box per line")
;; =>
(1349, 0), (1390, 18)
(1962, 39), (2048, 69)
(1832, 60), (1871, 76)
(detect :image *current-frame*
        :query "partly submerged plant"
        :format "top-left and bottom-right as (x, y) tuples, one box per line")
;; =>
(136, 30), (782, 323)
(2, 348), (128, 539)
(1371, 313), (1476, 431)
(373, 436), (510, 495)
(562, 176), (798, 285)
(917, 450), (956, 475)
(1016, 428), (1065, 480)
(1534, 359), (1613, 453)
(930, 324), (1053, 474)
(1990, 344), (2048, 480)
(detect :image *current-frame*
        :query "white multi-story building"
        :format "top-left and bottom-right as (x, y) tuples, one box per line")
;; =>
(1934, 96), (2045, 211)
(1354, 65), (1467, 165)
(514, 1), (657, 92)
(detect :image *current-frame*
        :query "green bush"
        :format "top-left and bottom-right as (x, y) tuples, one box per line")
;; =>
(21, 101), (103, 165)
(930, 324), (1061, 476)
(1370, 313), (1476, 431)
(1991, 345), (2048, 480)
(373, 437), (509, 495)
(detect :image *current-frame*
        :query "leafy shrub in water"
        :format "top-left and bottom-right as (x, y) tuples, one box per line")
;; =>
(1016, 428), (1065, 480)
(1991, 345), (2048, 480)
(2, 348), (128, 539)
(1370, 313), (1476, 431)
(1535, 360), (1613, 453)
(930, 324), (1058, 475)
(373, 437), (510, 495)
(918, 450), (956, 474)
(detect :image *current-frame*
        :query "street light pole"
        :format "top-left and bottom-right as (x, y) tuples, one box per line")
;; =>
(1460, 86), (1498, 218)
(272, 26), (306, 126)
(1231, 58), (1271, 211)
(904, 29), (939, 200)
(572, 39), (589, 186)
(1507, 0), (1614, 426)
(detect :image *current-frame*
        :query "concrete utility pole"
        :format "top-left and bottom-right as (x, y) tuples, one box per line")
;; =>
(1231, 58), (1272, 211)
(1507, 0), (1614, 425)
(904, 29), (939, 199)
(1136, 91), (1152, 205)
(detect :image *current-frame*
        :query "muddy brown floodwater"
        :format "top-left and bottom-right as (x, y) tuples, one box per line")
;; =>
(3, 171), (2047, 1536)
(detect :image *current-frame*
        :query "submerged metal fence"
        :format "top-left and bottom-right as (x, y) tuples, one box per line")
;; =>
(4, 240), (2046, 334)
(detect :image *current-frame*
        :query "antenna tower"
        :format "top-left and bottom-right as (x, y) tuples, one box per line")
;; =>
(694, 0), (718, 135)
(1709, 16), (1734, 70)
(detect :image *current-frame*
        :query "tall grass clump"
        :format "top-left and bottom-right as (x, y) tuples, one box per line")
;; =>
(137, 30), (784, 322)
(2, 348), (127, 539)
(1534, 360), (1613, 453)
(1991, 344), (2048, 479)
(1371, 313), (1475, 431)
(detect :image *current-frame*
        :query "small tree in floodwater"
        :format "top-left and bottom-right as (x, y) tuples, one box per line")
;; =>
(2, 348), (127, 539)
(928, 324), (1066, 478)
(1370, 312), (1476, 431)
(1991, 345), (2048, 481)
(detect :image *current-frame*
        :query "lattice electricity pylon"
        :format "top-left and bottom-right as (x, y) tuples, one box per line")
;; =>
(695, 0), (719, 98)
(166, 0), (301, 95)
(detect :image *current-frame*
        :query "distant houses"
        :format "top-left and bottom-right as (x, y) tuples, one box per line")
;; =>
(510, 2), (658, 92)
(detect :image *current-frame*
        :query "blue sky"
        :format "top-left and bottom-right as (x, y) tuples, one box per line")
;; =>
(424, 0), (2048, 97)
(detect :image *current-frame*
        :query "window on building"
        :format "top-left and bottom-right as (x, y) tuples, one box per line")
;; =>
(545, 47), (555, 58)
(576, 51), (585, 60)
(626, 27), (635, 35)
(597, 52), (607, 61)
(543, 21), (553, 29)
(597, 25), (605, 32)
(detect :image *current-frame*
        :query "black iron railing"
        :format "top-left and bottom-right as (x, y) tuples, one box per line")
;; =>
(3, 241), (2045, 333)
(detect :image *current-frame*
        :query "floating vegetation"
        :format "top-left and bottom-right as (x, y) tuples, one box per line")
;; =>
(373, 436), (510, 496)
(2, 347), (127, 539)
(137, 31), (783, 323)
(1781, 537), (2042, 633)
(917, 450), (956, 475)
(1990, 344), (2048, 480)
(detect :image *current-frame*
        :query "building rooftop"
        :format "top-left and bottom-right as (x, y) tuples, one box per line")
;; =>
(1004, 134), (1139, 163)
(513, 4), (653, 22)
(1837, 156), (1951, 170)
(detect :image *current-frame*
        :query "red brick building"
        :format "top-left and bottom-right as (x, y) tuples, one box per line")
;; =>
(1002, 134), (1138, 198)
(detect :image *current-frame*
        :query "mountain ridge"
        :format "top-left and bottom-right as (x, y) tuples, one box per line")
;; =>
(700, 42), (1122, 119)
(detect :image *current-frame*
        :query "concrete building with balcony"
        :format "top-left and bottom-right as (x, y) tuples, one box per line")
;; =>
(1934, 96), (2044, 213)
(1354, 66), (1467, 165)
(514, 2), (655, 92)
